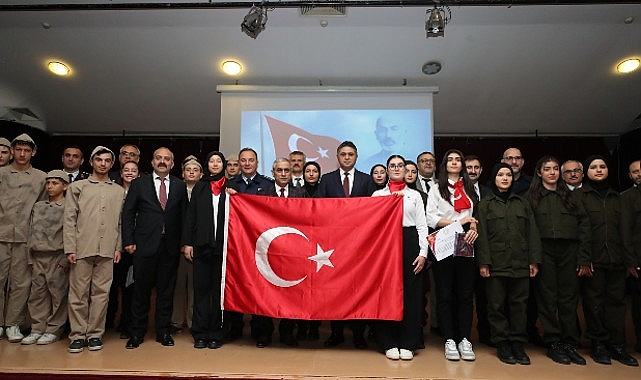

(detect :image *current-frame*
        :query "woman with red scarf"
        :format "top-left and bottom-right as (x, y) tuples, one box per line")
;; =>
(426, 149), (479, 362)
(182, 151), (227, 350)
(372, 155), (428, 361)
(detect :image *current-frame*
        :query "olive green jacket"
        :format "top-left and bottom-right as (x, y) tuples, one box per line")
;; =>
(475, 192), (542, 278)
(621, 185), (641, 267)
(576, 184), (624, 269)
(529, 188), (591, 265)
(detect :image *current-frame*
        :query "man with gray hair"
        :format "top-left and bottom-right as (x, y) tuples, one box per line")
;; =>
(561, 160), (584, 191)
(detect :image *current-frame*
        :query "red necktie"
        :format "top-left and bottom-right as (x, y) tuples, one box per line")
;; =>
(159, 177), (167, 210)
(343, 172), (350, 197)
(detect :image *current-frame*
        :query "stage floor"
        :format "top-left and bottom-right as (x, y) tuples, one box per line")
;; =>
(1, 325), (640, 380)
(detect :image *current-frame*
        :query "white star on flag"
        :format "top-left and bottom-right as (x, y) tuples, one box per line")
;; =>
(308, 244), (335, 272)
(317, 146), (329, 158)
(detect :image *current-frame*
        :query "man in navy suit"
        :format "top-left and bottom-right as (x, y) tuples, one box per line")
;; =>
(122, 147), (188, 349)
(316, 141), (376, 349)
(225, 147), (274, 345)
(257, 157), (306, 347)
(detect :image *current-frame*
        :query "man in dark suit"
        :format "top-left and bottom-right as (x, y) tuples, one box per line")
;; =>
(61, 145), (90, 182)
(316, 140), (376, 349)
(121, 147), (188, 349)
(225, 147), (274, 345)
(257, 157), (306, 347)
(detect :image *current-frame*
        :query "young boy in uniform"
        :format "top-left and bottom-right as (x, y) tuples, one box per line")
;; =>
(0, 133), (46, 342)
(64, 146), (124, 353)
(21, 170), (70, 345)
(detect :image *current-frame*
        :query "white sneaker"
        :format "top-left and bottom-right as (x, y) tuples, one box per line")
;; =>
(0, 326), (4, 339)
(6, 326), (24, 343)
(37, 333), (59, 345)
(385, 347), (400, 360)
(458, 338), (476, 361)
(445, 339), (460, 360)
(399, 348), (414, 360)
(21, 333), (42, 345)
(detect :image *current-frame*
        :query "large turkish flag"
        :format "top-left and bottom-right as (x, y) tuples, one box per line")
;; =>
(264, 115), (340, 173)
(223, 194), (404, 321)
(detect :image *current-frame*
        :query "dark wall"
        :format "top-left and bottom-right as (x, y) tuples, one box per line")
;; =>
(3, 120), (640, 191)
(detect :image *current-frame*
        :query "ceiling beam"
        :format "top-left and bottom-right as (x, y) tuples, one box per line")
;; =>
(1, 0), (639, 12)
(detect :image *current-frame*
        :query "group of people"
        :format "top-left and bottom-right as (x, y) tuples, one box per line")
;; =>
(1, 134), (641, 368)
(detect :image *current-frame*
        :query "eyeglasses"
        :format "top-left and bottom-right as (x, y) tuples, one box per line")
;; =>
(120, 151), (139, 157)
(388, 164), (405, 170)
(563, 168), (583, 175)
(418, 159), (435, 164)
(503, 156), (522, 161)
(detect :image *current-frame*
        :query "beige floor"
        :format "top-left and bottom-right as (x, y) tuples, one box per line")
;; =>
(1, 326), (640, 379)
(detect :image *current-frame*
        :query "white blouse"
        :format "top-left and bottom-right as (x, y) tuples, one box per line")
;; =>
(373, 186), (429, 258)
(425, 179), (474, 229)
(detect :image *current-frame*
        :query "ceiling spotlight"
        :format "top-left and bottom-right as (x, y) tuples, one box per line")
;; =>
(222, 60), (242, 75)
(241, 5), (268, 39)
(617, 58), (640, 74)
(48, 61), (70, 76)
(425, 4), (451, 38)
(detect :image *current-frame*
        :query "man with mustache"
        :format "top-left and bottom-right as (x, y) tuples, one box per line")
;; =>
(122, 147), (188, 349)
(561, 160), (584, 191)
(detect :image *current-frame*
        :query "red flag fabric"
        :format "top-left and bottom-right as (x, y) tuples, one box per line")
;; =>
(264, 115), (340, 173)
(223, 194), (404, 321)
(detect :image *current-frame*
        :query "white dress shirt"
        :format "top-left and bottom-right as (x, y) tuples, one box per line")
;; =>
(373, 186), (429, 258)
(425, 179), (474, 229)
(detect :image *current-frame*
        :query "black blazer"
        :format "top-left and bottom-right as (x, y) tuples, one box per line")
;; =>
(181, 179), (226, 255)
(316, 169), (377, 198)
(122, 173), (187, 257)
(258, 183), (306, 198)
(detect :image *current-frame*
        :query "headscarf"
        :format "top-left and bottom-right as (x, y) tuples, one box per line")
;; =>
(489, 163), (513, 201)
(204, 151), (226, 195)
(583, 154), (610, 198)
(370, 164), (388, 190)
(303, 161), (321, 197)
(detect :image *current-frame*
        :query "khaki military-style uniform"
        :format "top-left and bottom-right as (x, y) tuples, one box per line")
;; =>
(27, 199), (69, 336)
(0, 164), (46, 327)
(64, 176), (124, 341)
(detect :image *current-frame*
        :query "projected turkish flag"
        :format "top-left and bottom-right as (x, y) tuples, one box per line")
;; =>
(264, 115), (340, 173)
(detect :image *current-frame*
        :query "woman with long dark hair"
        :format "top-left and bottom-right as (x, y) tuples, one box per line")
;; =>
(370, 164), (388, 190)
(426, 149), (479, 361)
(373, 154), (428, 360)
(476, 163), (541, 365)
(576, 156), (638, 366)
(182, 151), (227, 350)
(527, 155), (589, 365)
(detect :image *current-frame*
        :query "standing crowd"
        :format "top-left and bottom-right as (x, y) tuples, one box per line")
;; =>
(1, 133), (641, 368)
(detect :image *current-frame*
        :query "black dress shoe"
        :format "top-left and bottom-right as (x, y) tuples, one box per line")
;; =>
(323, 332), (344, 347)
(547, 342), (571, 364)
(608, 345), (639, 366)
(194, 338), (208, 349)
(561, 343), (586, 365)
(590, 342), (611, 365)
(156, 333), (175, 347)
(256, 337), (271, 348)
(497, 342), (516, 365)
(208, 339), (222, 349)
(510, 342), (531, 365)
(126, 336), (143, 349)
(353, 335), (368, 349)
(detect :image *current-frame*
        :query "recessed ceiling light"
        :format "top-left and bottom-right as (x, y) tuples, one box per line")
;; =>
(48, 61), (70, 76)
(617, 58), (640, 74)
(422, 61), (442, 75)
(222, 60), (242, 75)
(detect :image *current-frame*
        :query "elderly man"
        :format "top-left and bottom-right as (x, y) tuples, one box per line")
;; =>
(122, 147), (188, 349)
(0, 134), (47, 342)
(562, 160), (584, 191)
(109, 144), (141, 181)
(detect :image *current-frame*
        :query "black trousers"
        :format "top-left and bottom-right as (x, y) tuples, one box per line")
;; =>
(433, 255), (476, 343)
(191, 246), (224, 341)
(106, 252), (134, 334)
(129, 237), (179, 338)
(580, 267), (626, 345)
